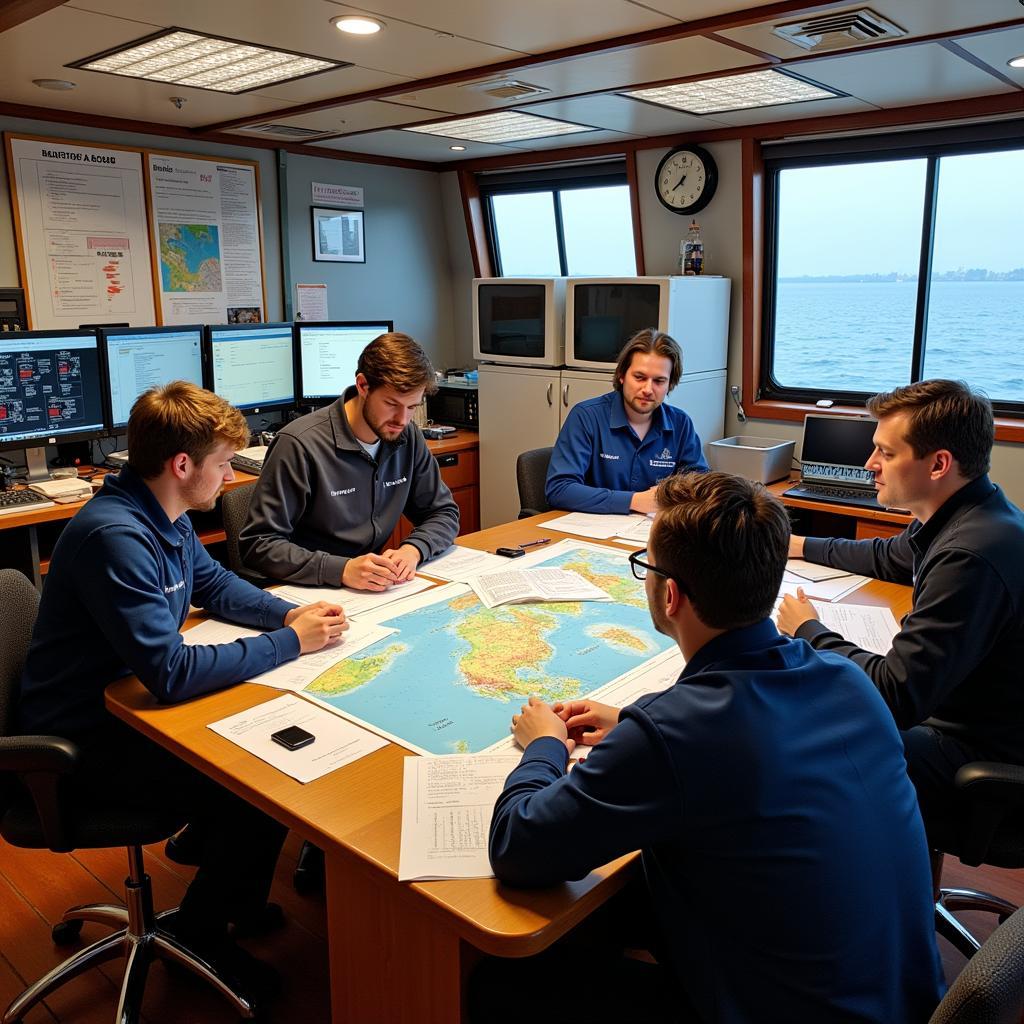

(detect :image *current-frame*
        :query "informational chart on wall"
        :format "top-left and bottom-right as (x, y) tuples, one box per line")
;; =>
(146, 152), (266, 326)
(6, 135), (157, 329)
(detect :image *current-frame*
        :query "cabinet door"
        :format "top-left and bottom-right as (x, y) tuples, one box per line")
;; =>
(559, 371), (609, 426)
(479, 368), (561, 528)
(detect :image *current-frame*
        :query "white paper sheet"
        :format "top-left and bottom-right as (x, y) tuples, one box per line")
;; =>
(812, 602), (900, 656)
(543, 512), (641, 540)
(420, 545), (509, 581)
(785, 559), (858, 583)
(181, 617), (397, 692)
(470, 567), (611, 609)
(207, 694), (387, 783)
(271, 576), (434, 619)
(780, 569), (870, 602)
(398, 753), (523, 880)
(614, 517), (653, 545)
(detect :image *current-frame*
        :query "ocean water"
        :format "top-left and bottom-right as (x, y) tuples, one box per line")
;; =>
(773, 281), (1024, 401)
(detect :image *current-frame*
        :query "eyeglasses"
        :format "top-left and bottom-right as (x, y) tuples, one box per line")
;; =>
(628, 549), (672, 582)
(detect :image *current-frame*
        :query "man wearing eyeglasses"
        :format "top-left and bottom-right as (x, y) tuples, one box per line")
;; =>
(471, 471), (943, 1024)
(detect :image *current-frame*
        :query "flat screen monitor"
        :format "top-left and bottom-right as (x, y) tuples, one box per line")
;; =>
(206, 322), (295, 413)
(800, 414), (878, 487)
(102, 325), (204, 429)
(298, 321), (393, 402)
(0, 330), (106, 479)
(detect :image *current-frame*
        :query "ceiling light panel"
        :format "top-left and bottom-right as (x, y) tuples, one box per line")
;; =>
(70, 28), (346, 94)
(403, 110), (593, 144)
(625, 70), (840, 114)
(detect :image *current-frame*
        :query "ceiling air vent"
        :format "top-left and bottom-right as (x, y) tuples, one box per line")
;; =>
(462, 79), (551, 100)
(238, 123), (329, 139)
(772, 8), (906, 51)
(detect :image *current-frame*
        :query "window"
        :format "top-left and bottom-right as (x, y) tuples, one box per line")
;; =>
(761, 124), (1024, 414)
(481, 163), (637, 277)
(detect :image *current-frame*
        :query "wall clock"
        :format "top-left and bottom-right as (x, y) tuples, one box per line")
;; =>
(654, 145), (718, 214)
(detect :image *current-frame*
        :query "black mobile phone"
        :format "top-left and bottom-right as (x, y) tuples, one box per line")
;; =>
(270, 725), (315, 750)
(495, 547), (526, 558)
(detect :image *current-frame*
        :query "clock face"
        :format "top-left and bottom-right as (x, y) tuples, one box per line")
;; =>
(655, 146), (718, 214)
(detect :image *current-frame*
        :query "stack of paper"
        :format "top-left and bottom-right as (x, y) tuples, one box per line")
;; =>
(543, 512), (641, 540)
(272, 577), (434, 618)
(470, 567), (611, 609)
(419, 544), (509, 581)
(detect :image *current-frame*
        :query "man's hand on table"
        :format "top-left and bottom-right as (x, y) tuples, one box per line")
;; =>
(285, 601), (349, 653)
(552, 699), (621, 747)
(343, 553), (404, 591)
(629, 486), (659, 515)
(381, 543), (421, 582)
(776, 587), (820, 637)
(512, 696), (574, 755)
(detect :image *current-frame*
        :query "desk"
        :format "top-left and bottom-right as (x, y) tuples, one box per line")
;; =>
(770, 477), (913, 541)
(105, 512), (913, 1022)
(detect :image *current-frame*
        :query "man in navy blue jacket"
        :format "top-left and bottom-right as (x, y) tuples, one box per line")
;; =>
(545, 329), (707, 515)
(20, 381), (347, 988)
(480, 472), (944, 1024)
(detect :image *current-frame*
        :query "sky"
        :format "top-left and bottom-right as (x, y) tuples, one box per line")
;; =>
(776, 147), (1024, 277)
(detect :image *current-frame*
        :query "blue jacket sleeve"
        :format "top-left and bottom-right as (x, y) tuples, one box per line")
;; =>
(545, 406), (634, 515)
(489, 715), (677, 888)
(802, 531), (915, 586)
(76, 525), (300, 705)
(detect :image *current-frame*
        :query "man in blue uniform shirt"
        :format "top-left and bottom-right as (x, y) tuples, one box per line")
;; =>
(19, 381), (347, 995)
(545, 329), (707, 515)
(476, 471), (944, 1024)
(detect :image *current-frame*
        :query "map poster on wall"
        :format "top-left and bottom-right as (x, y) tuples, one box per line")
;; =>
(6, 134), (156, 330)
(145, 152), (266, 325)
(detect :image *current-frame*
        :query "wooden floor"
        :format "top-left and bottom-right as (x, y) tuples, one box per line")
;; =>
(1, 831), (1022, 1023)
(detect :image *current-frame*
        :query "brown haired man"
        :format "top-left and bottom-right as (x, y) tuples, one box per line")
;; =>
(473, 472), (943, 1024)
(778, 378), (1024, 848)
(19, 381), (347, 1000)
(545, 329), (708, 515)
(241, 331), (459, 589)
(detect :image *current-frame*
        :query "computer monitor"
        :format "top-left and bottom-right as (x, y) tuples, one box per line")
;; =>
(297, 321), (393, 403)
(205, 322), (296, 414)
(0, 329), (106, 481)
(101, 325), (204, 430)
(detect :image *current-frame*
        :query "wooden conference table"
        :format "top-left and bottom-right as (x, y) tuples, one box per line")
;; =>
(105, 511), (914, 1022)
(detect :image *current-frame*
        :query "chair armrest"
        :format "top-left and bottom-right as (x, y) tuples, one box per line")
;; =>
(0, 735), (80, 853)
(952, 761), (1024, 866)
(518, 508), (544, 520)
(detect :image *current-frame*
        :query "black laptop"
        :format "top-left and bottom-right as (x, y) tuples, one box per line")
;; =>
(783, 414), (885, 511)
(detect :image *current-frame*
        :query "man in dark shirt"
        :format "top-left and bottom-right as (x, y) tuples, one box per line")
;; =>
(778, 379), (1024, 846)
(476, 472), (943, 1024)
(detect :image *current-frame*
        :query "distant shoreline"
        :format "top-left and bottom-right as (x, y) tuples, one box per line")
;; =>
(779, 274), (1024, 284)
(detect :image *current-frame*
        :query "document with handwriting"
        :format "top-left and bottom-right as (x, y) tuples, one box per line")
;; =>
(812, 602), (900, 656)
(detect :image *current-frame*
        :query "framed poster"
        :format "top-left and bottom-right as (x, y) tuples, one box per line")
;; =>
(145, 151), (267, 325)
(312, 207), (364, 263)
(5, 133), (157, 329)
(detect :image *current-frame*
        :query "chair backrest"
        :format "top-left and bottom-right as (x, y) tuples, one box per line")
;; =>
(222, 481), (258, 579)
(0, 569), (40, 738)
(929, 905), (1024, 1024)
(516, 447), (553, 519)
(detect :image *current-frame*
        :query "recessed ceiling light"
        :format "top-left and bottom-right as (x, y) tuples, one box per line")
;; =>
(33, 78), (76, 91)
(449, 145), (466, 151)
(1008, 54), (1024, 69)
(68, 27), (348, 94)
(332, 16), (384, 35)
(404, 111), (592, 144)
(624, 69), (840, 114)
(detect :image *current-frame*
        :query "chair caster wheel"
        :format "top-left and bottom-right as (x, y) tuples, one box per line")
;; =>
(52, 919), (84, 946)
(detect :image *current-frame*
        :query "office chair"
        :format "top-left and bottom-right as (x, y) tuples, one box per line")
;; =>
(933, 760), (1024, 959)
(0, 568), (257, 1023)
(928, 903), (1024, 1024)
(516, 446), (553, 519)
(222, 480), (269, 585)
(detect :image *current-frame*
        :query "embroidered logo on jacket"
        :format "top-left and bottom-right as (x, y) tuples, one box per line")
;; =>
(599, 452), (620, 460)
(384, 476), (408, 487)
(164, 579), (186, 594)
(331, 487), (356, 496)
(660, 447), (671, 459)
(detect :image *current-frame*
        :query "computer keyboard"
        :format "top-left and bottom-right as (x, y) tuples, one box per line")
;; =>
(783, 483), (882, 509)
(0, 489), (56, 516)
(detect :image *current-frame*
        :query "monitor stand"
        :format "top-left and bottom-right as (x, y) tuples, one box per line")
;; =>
(24, 446), (55, 484)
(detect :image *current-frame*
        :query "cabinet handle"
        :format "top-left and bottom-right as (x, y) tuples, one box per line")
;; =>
(546, 383), (553, 406)
(436, 453), (458, 468)
(562, 383), (569, 407)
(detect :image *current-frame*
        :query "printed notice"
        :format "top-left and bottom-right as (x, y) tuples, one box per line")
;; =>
(7, 135), (156, 329)
(147, 154), (265, 325)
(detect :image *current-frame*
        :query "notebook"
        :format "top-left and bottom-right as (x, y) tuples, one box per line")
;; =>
(783, 414), (886, 511)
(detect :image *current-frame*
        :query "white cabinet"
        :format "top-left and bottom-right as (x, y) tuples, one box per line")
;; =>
(479, 365), (609, 528)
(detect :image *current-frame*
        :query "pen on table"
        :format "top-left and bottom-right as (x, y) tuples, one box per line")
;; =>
(518, 538), (552, 550)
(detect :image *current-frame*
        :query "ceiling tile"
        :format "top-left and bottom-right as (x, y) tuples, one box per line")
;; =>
(310, 129), (512, 162)
(499, 127), (638, 150)
(227, 100), (451, 140)
(704, 93), (878, 126)
(952, 25), (1024, 86)
(525, 93), (729, 134)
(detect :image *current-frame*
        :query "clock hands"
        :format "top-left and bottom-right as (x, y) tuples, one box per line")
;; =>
(671, 174), (687, 192)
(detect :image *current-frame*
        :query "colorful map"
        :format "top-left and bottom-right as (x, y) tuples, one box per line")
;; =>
(159, 224), (222, 292)
(301, 542), (675, 755)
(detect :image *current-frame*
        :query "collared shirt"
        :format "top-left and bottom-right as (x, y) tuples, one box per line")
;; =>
(799, 474), (1024, 761)
(545, 391), (707, 514)
(489, 620), (944, 1023)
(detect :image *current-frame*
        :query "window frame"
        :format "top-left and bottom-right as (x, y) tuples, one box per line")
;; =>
(759, 121), (1024, 418)
(479, 162), (633, 277)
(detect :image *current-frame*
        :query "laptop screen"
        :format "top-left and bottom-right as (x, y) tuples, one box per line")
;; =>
(800, 415), (877, 487)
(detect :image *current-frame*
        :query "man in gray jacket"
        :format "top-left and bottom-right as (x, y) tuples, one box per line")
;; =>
(241, 332), (459, 589)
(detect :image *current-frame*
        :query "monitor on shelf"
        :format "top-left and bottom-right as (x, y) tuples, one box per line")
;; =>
(0, 329), (107, 481)
(564, 275), (731, 374)
(101, 325), (204, 430)
(472, 278), (566, 368)
(297, 321), (393, 403)
(205, 322), (296, 414)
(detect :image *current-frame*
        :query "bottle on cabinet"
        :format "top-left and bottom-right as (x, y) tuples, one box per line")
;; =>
(680, 219), (704, 276)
